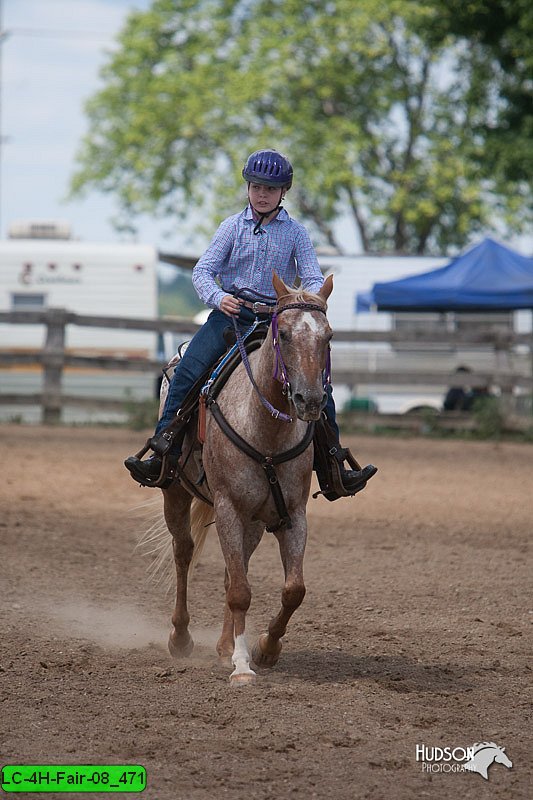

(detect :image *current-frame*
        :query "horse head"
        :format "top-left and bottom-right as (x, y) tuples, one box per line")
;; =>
(272, 272), (333, 422)
(464, 742), (513, 780)
(494, 746), (512, 769)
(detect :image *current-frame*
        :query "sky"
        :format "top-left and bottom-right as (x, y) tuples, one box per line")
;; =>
(1, 0), (199, 252)
(1, 0), (531, 259)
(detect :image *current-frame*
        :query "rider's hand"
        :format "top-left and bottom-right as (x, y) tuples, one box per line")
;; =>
(220, 295), (243, 317)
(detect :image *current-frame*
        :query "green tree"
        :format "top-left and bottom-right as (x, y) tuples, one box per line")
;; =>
(71, 0), (531, 254)
(424, 0), (533, 184)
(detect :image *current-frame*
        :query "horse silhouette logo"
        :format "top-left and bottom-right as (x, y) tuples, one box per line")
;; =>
(464, 742), (512, 780)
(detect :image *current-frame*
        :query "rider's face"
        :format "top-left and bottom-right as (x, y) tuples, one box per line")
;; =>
(248, 183), (286, 213)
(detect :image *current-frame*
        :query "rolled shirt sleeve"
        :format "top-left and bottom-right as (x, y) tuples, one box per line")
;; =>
(192, 217), (237, 309)
(293, 226), (324, 294)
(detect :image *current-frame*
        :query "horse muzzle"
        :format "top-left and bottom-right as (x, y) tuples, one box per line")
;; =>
(292, 389), (328, 421)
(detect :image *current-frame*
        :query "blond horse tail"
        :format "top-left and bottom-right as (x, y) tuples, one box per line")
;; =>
(136, 497), (214, 592)
(189, 498), (215, 573)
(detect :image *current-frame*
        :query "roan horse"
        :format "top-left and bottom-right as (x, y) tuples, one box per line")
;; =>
(160, 272), (333, 685)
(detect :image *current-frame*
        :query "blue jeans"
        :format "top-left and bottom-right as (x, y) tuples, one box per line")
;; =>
(156, 307), (338, 454)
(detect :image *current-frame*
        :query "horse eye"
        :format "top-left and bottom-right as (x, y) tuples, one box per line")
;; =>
(279, 329), (291, 343)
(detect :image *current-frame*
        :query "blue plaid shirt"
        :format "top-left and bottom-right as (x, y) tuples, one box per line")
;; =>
(192, 205), (324, 309)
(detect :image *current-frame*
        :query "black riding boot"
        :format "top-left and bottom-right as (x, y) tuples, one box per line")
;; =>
(124, 453), (180, 488)
(313, 416), (377, 501)
(124, 428), (183, 488)
(338, 462), (378, 494)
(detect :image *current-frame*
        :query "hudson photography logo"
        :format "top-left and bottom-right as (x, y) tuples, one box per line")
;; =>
(416, 741), (513, 779)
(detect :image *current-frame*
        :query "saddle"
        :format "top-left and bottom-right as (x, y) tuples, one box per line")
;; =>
(132, 326), (268, 490)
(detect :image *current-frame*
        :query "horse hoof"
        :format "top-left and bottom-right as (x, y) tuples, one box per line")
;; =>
(168, 630), (194, 659)
(251, 633), (282, 668)
(229, 671), (257, 687)
(217, 655), (233, 669)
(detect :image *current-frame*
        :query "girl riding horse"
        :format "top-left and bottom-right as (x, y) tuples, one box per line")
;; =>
(125, 148), (377, 497)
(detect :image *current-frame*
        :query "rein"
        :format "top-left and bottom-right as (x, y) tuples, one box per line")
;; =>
(231, 315), (293, 422)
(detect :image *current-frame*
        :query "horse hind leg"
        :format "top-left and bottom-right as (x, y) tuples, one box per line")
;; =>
(163, 485), (195, 658)
(168, 540), (195, 658)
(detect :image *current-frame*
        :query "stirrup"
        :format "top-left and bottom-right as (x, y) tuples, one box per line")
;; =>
(128, 437), (178, 489)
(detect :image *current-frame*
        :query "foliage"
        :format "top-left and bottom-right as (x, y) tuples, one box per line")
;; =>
(470, 395), (505, 439)
(158, 269), (204, 317)
(71, 0), (532, 253)
(122, 389), (160, 430)
(423, 0), (533, 186)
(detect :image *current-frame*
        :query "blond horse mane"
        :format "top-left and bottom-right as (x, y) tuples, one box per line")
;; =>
(276, 285), (328, 310)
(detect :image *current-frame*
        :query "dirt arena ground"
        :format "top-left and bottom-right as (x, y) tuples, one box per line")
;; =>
(1, 424), (531, 800)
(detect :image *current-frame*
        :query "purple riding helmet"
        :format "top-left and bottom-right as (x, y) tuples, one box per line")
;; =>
(242, 149), (293, 189)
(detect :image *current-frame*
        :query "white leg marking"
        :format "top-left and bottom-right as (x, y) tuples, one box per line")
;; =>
(230, 633), (256, 679)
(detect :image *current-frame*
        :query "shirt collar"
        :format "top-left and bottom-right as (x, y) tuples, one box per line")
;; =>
(244, 204), (289, 223)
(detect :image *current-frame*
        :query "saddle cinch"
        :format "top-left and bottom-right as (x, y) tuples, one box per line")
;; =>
(132, 325), (364, 504)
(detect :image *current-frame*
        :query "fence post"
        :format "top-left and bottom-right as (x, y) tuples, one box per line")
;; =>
(42, 308), (67, 424)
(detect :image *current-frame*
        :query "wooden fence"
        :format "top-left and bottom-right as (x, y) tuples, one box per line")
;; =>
(0, 308), (531, 427)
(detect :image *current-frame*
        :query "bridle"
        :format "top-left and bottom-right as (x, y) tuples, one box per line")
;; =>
(272, 301), (331, 400)
(231, 301), (331, 423)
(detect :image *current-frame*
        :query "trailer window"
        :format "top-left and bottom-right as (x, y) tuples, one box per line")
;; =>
(11, 293), (46, 310)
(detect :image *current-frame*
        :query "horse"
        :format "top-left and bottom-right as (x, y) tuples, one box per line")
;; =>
(463, 742), (513, 780)
(159, 272), (333, 685)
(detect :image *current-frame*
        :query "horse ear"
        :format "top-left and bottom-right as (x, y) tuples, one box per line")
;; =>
(319, 274), (333, 302)
(272, 272), (289, 300)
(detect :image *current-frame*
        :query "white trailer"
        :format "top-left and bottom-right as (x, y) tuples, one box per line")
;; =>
(0, 238), (158, 357)
(0, 230), (159, 423)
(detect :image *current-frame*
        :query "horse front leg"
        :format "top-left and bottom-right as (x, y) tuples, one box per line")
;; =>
(252, 511), (307, 668)
(217, 521), (264, 670)
(225, 554), (255, 685)
(163, 484), (195, 658)
(216, 568), (234, 666)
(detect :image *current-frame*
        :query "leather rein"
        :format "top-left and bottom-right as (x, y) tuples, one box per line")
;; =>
(205, 300), (329, 532)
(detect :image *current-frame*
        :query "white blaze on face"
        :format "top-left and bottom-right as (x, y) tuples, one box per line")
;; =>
(291, 314), (319, 335)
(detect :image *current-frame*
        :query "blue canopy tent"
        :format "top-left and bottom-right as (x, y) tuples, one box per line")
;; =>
(357, 238), (533, 312)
